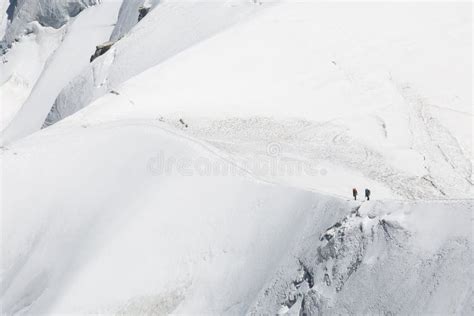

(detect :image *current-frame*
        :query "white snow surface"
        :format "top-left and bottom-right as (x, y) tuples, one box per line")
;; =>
(109, 0), (160, 42)
(55, 0), (472, 199)
(1, 120), (472, 314)
(1, 0), (122, 142)
(0, 22), (65, 130)
(44, 0), (262, 129)
(0, 0), (472, 315)
(1, 0), (97, 46)
(0, 0), (9, 40)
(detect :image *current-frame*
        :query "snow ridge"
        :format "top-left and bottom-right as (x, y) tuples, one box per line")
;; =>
(1, 0), (97, 47)
(0, 0), (471, 314)
(42, 0), (263, 129)
(249, 200), (472, 315)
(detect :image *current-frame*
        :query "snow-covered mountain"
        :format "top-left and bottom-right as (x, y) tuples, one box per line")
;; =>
(1, 0), (472, 314)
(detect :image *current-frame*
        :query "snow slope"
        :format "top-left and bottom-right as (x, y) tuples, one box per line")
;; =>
(54, 0), (472, 199)
(43, 0), (263, 129)
(1, 0), (97, 47)
(0, 0), (9, 40)
(0, 0), (100, 131)
(0, 118), (337, 314)
(0, 0), (122, 142)
(0, 21), (64, 130)
(0, 0), (472, 315)
(109, 0), (161, 42)
(1, 119), (471, 314)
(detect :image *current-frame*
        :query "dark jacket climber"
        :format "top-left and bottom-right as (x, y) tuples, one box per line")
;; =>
(352, 188), (358, 200)
(365, 188), (371, 200)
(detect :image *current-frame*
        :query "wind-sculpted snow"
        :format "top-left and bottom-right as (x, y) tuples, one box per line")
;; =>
(249, 200), (472, 314)
(1, 0), (472, 314)
(0, 0), (120, 134)
(41, 0), (472, 199)
(0, 120), (334, 314)
(172, 117), (471, 199)
(2, 0), (97, 46)
(44, 0), (262, 128)
(109, 0), (160, 42)
(0, 0), (122, 141)
(0, 21), (65, 130)
(1, 121), (471, 314)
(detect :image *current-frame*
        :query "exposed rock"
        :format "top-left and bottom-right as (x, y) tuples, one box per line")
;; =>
(138, 6), (150, 22)
(90, 40), (115, 62)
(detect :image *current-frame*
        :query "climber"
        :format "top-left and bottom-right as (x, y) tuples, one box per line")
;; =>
(352, 188), (358, 200)
(365, 188), (371, 201)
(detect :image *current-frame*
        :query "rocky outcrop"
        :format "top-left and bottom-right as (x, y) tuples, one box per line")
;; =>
(109, 0), (159, 42)
(249, 200), (472, 315)
(90, 40), (115, 62)
(138, 5), (150, 22)
(42, 0), (259, 128)
(1, 0), (98, 47)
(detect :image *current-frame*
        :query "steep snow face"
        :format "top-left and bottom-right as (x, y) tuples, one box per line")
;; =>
(2, 0), (97, 46)
(1, 120), (471, 314)
(1, 0), (472, 314)
(0, 119), (335, 314)
(0, 0), (114, 132)
(0, 22), (64, 130)
(0, 0), (10, 39)
(0, 0), (101, 131)
(248, 199), (472, 315)
(0, 0), (122, 142)
(109, 0), (160, 42)
(54, 1), (472, 199)
(44, 0), (263, 129)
